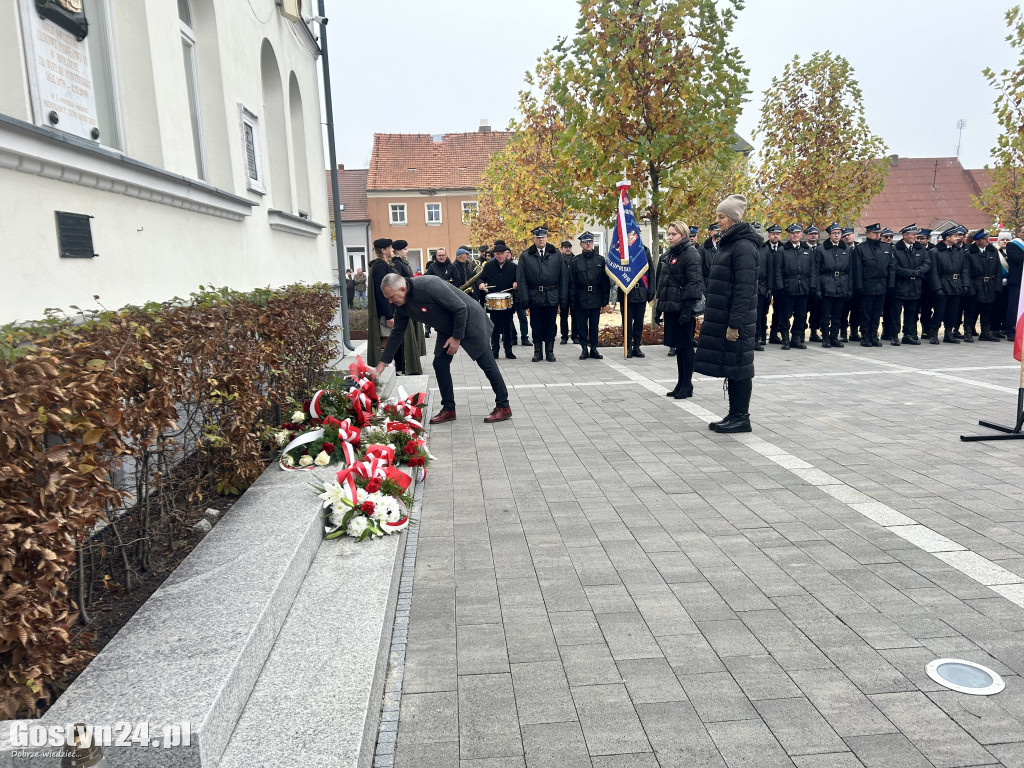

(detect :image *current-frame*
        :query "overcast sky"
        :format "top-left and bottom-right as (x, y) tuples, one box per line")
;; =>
(320, 0), (1017, 172)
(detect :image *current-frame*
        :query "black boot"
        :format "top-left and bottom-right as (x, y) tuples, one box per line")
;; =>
(632, 347), (646, 358)
(589, 347), (603, 359)
(492, 346), (500, 357)
(522, 335), (531, 346)
(781, 329), (791, 350)
(822, 336), (831, 348)
(532, 341), (543, 362)
(791, 334), (807, 349)
(890, 334), (901, 346)
(713, 378), (752, 433)
(830, 334), (844, 348)
(560, 336), (569, 345)
(943, 333), (960, 344)
(809, 330), (821, 342)
(505, 347), (517, 359)
(545, 340), (556, 362)
(579, 345), (589, 360)
(668, 347), (677, 356)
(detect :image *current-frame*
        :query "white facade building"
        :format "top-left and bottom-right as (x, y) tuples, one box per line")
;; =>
(0, 0), (332, 323)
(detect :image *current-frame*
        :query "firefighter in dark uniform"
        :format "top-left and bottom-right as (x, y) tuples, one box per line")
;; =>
(888, 224), (929, 345)
(928, 227), (973, 344)
(774, 223), (817, 349)
(853, 223), (893, 346)
(479, 240), (519, 359)
(517, 226), (568, 362)
(879, 228), (898, 340)
(804, 225), (823, 340)
(756, 224), (782, 350)
(816, 223), (852, 348)
(840, 227), (859, 341)
(966, 229), (1002, 341)
(558, 240), (578, 345)
(916, 229), (935, 338)
(570, 231), (611, 360)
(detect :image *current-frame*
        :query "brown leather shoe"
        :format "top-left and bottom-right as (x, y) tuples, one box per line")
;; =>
(484, 407), (512, 423)
(429, 410), (456, 424)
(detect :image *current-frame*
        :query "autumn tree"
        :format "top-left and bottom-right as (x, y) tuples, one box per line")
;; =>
(750, 52), (888, 228)
(469, 59), (583, 252)
(662, 142), (752, 236)
(548, 0), (749, 260)
(975, 5), (1024, 231)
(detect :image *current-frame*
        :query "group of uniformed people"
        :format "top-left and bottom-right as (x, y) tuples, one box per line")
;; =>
(751, 221), (1024, 349)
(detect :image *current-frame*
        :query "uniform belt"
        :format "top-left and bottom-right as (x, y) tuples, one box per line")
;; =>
(537, 284), (558, 291)
(951, 274), (959, 279)
(834, 271), (841, 277)
(910, 276), (916, 280)
(586, 286), (593, 292)
(984, 276), (991, 282)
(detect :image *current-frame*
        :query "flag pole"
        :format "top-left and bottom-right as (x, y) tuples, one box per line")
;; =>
(623, 297), (628, 358)
(961, 280), (1024, 440)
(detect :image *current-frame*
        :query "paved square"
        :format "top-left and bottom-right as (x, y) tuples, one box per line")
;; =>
(390, 339), (1024, 768)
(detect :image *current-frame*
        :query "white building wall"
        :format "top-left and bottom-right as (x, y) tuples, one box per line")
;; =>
(0, 0), (332, 324)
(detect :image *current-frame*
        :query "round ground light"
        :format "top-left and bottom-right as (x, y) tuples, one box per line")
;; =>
(926, 659), (1005, 696)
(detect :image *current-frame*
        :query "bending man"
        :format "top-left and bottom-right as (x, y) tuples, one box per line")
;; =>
(375, 273), (512, 424)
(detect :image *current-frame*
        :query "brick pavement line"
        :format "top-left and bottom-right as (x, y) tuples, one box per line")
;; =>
(598, 357), (1024, 613)
(824, 349), (1019, 394)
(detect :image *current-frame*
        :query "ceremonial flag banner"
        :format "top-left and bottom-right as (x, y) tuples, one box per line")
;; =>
(605, 180), (649, 293)
(1016, 274), (1024, 363)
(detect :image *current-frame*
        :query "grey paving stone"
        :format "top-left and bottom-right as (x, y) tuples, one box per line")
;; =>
(986, 742), (1024, 768)
(589, 755), (661, 768)
(927, 690), (1024, 746)
(588, 610), (662, 660)
(616, 657), (687, 704)
(521, 722), (591, 768)
(755, 697), (847, 756)
(398, 691), (459, 743)
(697, 618), (769, 657)
(585, 583), (638, 614)
(403, 635), (458, 693)
(635, 700), (727, 768)
(560, 642), (623, 687)
(792, 755), (864, 768)
(723, 654), (802, 701)
(460, 759), (526, 768)
(843, 733), (932, 768)
(458, 673), (523, 760)
(657, 630), (728, 675)
(510, 661), (577, 725)
(549, 610), (605, 646)
(504, 615), (560, 664)
(677, 671), (758, 723)
(869, 691), (996, 768)
(705, 718), (797, 768)
(788, 668), (896, 739)
(394, 740), (459, 768)
(571, 683), (652, 756)
(631, 590), (700, 637)
(458, 623), (510, 675)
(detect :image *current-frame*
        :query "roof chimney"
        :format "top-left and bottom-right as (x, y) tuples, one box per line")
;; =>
(479, 119), (491, 133)
(889, 154), (898, 167)
(337, 163), (344, 171)
(431, 133), (443, 143)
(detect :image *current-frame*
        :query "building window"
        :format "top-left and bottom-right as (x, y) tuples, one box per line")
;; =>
(406, 248), (423, 272)
(84, 0), (122, 150)
(426, 203), (442, 225)
(178, 0), (206, 180)
(427, 248), (439, 260)
(390, 204), (407, 225)
(462, 201), (478, 223)
(239, 106), (265, 193)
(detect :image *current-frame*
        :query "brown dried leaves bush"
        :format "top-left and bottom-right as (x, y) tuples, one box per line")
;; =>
(0, 284), (338, 718)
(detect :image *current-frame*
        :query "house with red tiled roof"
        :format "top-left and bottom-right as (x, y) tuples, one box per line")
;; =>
(857, 156), (995, 238)
(367, 124), (512, 271)
(326, 166), (371, 272)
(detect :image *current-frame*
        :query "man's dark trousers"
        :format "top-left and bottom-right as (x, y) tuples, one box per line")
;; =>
(433, 349), (509, 412)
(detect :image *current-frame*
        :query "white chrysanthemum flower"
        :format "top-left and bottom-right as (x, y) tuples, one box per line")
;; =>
(292, 410), (306, 423)
(275, 430), (290, 446)
(281, 454), (296, 467)
(314, 450), (331, 466)
(346, 515), (369, 538)
(298, 454), (313, 467)
(366, 492), (404, 525)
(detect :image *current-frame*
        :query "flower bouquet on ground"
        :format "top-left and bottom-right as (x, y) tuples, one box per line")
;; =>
(277, 414), (361, 471)
(315, 460), (414, 541)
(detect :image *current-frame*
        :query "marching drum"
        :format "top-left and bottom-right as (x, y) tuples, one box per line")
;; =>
(486, 292), (513, 311)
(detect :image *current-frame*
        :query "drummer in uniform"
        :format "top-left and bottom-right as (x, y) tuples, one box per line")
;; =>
(478, 239), (518, 359)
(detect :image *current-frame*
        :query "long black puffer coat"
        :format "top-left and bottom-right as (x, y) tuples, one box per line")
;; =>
(694, 221), (760, 381)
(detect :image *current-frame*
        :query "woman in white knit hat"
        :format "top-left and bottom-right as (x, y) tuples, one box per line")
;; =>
(694, 194), (760, 433)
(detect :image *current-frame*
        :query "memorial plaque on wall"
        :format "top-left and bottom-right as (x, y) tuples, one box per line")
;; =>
(18, 0), (100, 141)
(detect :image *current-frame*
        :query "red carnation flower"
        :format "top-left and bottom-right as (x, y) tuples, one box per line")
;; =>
(404, 442), (418, 456)
(366, 478), (382, 493)
(360, 501), (375, 514)
(322, 442), (335, 454)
